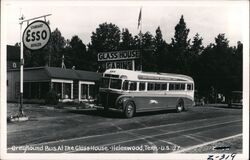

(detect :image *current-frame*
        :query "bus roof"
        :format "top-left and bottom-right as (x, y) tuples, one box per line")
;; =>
(103, 69), (194, 82)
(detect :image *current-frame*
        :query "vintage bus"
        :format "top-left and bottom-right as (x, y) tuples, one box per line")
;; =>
(97, 69), (195, 118)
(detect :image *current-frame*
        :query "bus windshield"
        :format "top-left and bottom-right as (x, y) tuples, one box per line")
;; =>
(101, 78), (122, 90)
(110, 79), (122, 89)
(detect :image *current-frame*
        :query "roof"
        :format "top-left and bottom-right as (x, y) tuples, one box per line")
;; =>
(75, 70), (102, 81)
(104, 69), (194, 82)
(7, 45), (20, 61)
(45, 67), (79, 80)
(8, 67), (102, 82)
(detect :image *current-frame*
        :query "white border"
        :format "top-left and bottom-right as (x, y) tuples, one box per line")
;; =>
(1, 0), (249, 160)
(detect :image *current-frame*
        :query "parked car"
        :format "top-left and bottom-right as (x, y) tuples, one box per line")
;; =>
(228, 91), (242, 107)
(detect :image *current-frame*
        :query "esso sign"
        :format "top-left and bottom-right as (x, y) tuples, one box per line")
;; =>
(23, 20), (51, 50)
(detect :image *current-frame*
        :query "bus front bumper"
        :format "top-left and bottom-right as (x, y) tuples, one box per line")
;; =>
(94, 105), (124, 112)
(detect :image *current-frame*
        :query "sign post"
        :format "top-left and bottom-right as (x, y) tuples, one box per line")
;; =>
(19, 18), (24, 116)
(17, 14), (51, 119)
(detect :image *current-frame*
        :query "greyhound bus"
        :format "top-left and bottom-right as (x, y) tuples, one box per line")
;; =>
(97, 69), (195, 118)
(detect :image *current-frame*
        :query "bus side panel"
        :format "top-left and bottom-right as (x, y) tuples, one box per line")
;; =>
(123, 94), (194, 112)
(133, 96), (169, 112)
(132, 94), (183, 112)
(166, 97), (179, 109)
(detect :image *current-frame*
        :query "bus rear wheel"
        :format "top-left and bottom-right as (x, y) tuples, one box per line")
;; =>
(176, 100), (184, 113)
(124, 101), (135, 118)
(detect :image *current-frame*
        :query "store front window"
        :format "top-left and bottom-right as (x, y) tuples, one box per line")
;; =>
(79, 82), (96, 101)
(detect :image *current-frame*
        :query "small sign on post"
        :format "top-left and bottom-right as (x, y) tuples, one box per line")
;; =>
(23, 20), (51, 50)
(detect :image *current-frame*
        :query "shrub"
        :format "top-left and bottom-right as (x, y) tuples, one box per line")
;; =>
(45, 90), (59, 105)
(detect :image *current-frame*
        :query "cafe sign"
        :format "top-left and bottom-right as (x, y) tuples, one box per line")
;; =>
(98, 50), (140, 62)
(23, 20), (51, 50)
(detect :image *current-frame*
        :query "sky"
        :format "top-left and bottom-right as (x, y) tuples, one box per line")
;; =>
(2, 1), (249, 47)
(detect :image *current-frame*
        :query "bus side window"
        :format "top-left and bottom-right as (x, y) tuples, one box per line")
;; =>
(161, 83), (167, 90)
(148, 83), (154, 91)
(175, 83), (180, 90)
(180, 83), (185, 90)
(187, 84), (193, 90)
(123, 80), (129, 90)
(129, 81), (137, 91)
(155, 83), (161, 90)
(139, 82), (145, 91)
(169, 83), (174, 90)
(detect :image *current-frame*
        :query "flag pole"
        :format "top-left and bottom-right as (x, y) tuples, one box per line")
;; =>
(138, 7), (143, 71)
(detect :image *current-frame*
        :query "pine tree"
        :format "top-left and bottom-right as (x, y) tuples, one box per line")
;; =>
(154, 26), (168, 72)
(171, 15), (190, 53)
(154, 26), (165, 53)
(190, 33), (204, 56)
(171, 15), (191, 74)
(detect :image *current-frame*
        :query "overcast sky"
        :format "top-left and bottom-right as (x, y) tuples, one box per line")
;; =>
(3, 1), (248, 47)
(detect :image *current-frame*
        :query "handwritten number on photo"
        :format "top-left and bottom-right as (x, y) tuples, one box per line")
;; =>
(207, 153), (236, 160)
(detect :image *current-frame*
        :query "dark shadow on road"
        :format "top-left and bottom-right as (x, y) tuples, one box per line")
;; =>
(67, 108), (179, 118)
(207, 105), (243, 110)
(135, 109), (177, 117)
(67, 109), (123, 118)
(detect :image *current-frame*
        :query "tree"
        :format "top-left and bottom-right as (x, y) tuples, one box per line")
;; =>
(90, 22), (121, 52)
(64, 35), (87, 70)
(197, 34), (241, 102)
(154, 26), (168, 72)
(154, 26), (165, 52)
(231, 41), (243, 91)
(120, 28), (134, 50)
(45, 28), (66, 67)
(170, 15), (191, 74)
(190, 33), (204, 56)
(190, 33), (204, 82)
(215, 33), (229, 48)
(140, 31), (157, 71)
(171, 15), (190, 53)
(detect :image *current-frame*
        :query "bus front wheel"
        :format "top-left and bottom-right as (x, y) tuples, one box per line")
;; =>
(176, 100), (184, 113)
(124, 101), (135, 118)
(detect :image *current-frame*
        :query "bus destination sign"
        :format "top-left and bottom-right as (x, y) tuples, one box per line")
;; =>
(98, 50), (140, 62)
(23, 20), (51, 50)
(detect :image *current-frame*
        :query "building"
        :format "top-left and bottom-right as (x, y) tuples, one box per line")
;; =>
(7, 67), (101, 103)
(7, 45), (20, 69)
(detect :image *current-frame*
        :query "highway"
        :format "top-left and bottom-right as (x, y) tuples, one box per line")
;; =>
(7, 104), (242, 153)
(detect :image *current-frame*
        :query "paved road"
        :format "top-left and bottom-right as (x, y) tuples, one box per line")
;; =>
(7, 104), (242, 153)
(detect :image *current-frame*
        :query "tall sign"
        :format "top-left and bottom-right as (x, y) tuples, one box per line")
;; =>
(18, 14), (51, 117)
(23, 20), (51, 50)
(97, 50), (140, 71)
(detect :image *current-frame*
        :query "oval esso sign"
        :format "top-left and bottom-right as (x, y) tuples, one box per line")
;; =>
(23, 20), (51, 50)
